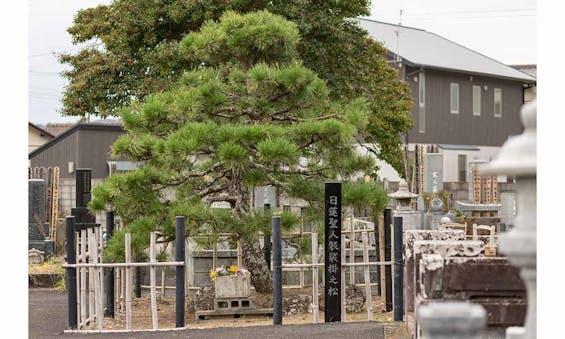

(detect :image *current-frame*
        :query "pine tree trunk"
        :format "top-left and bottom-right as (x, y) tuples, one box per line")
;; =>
(241, 239), (273, 294)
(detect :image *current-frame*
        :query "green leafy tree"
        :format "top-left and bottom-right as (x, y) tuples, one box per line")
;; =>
(60, 0), (412, 175)
(90, 11), (381, 293)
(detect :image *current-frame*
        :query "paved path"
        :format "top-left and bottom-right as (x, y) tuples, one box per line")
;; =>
(29, 289), (404, 339)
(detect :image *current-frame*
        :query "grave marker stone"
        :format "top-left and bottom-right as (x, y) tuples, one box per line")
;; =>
(423, 153), (443, 194)
(324, 182), (341, 322)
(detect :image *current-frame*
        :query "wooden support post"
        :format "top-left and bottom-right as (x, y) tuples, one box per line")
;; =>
(98, 226), (104, 326)
(88, 228), (95, 322)
(299, 220), (304, 289)
(311, 232), (319, 324)
(161, 269), (166, 297)
(212, 243), (218, 270)
(89, 228), (103, 330)
(378, 218), (386, 307)
(362, 231), (373, 321)
(125, 233), (132, 330)
(75, 229), (80, 326)
(80, 228), (87, 326)
(341, 234), (346, 322)
(237, 240), (242, 268)
(150, 232), (159, 329)
(349, 214), (355, 286)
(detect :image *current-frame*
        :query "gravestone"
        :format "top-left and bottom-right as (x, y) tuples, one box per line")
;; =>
(423, 153), (443, 194)
(28, 248), (45, 265)
(71, 169), (96, 224)
(253, 186), (276, 208)
(29, 179), (50, 251)
(324, 182), (341, 322)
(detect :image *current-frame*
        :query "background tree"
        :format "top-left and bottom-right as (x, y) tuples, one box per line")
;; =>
(60, 0), (412, 175)
(90, 10), (382, 293)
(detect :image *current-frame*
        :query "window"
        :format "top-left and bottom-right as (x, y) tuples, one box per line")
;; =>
(418, 72), (425, 133)
(450, 83), (459, 113)
(458, 154), (467, 182)
(494, 88), (502, 117)
(473, 86), (481, 116)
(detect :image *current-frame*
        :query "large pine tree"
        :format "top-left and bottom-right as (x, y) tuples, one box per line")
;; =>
(90, 11), (388, 293)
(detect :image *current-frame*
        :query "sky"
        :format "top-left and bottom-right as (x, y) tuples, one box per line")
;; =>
(28, 0), (537, 125)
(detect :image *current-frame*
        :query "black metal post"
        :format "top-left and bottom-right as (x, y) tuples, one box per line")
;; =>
(374, 215), (381, 296)
(175, 216), (185, 327)
(264, 203), (272, 270)
(272, 216), (283, 325)
(384, 208), (393, 312)
(65, 216), (77, 329)
(105, 211), (115, 317)
(393, 216), (404, 321)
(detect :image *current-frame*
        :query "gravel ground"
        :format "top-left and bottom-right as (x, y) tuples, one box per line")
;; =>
(29, 288), (407, 339)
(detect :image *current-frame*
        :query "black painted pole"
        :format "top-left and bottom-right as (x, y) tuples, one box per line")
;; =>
(393, 216), (404, 321)
(65, 216), (77, 329)
(264, 203), (272, 270)
(272, 216), (283, 325)
(384, 208), (393, 312)
(105, 211), (115, 317)
(374, 214), (381, 296)
(175, 216), (186, 327)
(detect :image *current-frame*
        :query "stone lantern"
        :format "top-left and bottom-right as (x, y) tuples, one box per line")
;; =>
(480, 100), (536, 339)
(389, 179), (419, 230)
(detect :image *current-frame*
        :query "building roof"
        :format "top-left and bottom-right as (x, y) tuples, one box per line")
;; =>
(356, 18), (536, 83)
(29, 123), (124, 158)
(42, 122), (76, 136)
(510, 64), (537, 78)
(29, 122), (55, 139)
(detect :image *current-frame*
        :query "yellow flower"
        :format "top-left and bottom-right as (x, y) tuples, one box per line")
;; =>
(229, 265), (238, 274)
(209, 269), (217, 280)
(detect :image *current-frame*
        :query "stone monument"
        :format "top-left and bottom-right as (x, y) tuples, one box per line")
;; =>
(29, 179), (52, 254)
(389, 179), (419, 230)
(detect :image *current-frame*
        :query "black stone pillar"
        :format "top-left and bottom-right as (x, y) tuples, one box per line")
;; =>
(324, 182), (342, 322)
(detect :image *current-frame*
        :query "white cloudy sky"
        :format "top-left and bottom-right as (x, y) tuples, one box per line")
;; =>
(28, 0), (536, 124)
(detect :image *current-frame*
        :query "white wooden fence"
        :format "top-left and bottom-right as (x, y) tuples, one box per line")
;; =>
(63, 228), (184, 332)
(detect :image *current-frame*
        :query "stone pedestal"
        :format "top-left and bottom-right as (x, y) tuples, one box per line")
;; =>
(417, 302), (486, 339)
(214, 274), (251, 299)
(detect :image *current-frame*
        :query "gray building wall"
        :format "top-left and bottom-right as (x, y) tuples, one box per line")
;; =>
(30, 132), (78, 179)
(404, 66), (525, 146)
(29, 125), (124, 179)
(77, 128), (124, 178)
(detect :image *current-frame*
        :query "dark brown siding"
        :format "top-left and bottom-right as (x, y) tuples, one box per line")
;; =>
(29, 125), (125, 179)
(30, 131), (78, 179)
(78, 129), (124, 178)
(405, 67), (524, 146)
